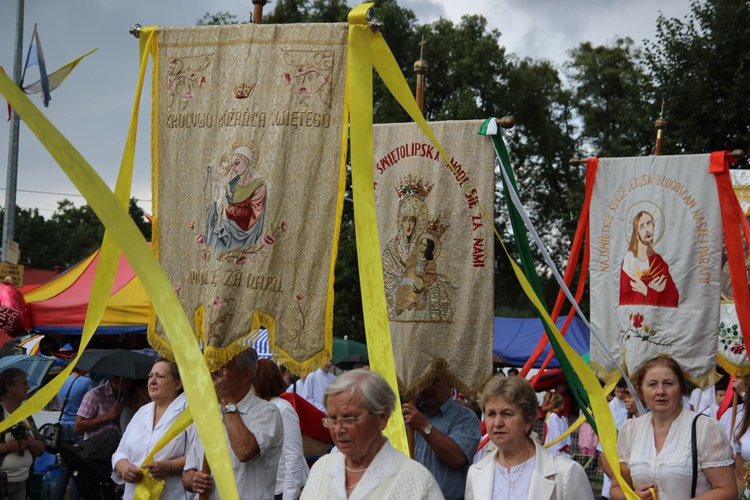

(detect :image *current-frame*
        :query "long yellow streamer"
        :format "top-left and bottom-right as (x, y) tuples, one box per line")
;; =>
(543, 379), (617, 449)
(348, 5), (635, 498)
(348, 4), (409, 454)
(133, 409), (194, 500)
(0, 27), (154, 433)
(0, 28), (237, 500)
(542, 414), (584, 449)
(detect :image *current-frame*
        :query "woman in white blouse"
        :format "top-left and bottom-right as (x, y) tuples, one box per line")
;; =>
(465, 375), (593, 500)
(112, 359), (193, 500)
(610, 356), (736, 500)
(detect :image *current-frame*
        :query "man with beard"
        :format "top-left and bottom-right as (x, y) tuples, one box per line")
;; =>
(619, 210), (679, 307)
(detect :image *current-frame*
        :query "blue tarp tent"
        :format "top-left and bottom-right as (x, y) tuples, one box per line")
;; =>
(493, 315), (590, 368)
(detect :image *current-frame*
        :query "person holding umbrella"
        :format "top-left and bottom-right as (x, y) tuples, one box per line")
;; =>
(0, 368), (45, 500)
(75, 375), (132, 439)
(75, 348), (154, 439)
(112, 359), (193, 500)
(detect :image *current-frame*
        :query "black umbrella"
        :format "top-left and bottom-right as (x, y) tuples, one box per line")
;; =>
(75, 349), (155, 379)
(334, 354), (369, 371)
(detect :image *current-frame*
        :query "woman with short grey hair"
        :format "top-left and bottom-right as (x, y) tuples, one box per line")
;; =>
(466, 375), (593, 500)
(302, 369), (443, 499)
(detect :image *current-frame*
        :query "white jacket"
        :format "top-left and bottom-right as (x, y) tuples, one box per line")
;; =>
(465, 440), (594, 500)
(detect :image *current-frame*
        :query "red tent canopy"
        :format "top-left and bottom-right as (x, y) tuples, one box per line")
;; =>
(23, 248), (150, 335)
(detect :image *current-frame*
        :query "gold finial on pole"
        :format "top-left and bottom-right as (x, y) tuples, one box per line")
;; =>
(414, 35), (428, 113)
(729, 149), (746, 161)
(252, 0), (268, 24)
(497, 116), (515, 129)
(654, 99), (667, 156)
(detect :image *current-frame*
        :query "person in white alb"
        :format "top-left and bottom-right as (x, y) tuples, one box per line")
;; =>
(300, 362), (335, 413)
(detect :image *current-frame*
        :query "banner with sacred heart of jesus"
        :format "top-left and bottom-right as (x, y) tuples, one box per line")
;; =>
(149, 24), (348, 373)
(590, 154), (723, 384)
(373, 120), (495, 399)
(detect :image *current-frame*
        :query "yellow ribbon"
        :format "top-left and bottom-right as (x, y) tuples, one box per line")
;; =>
(348, 3), (408, 454)
(133, 409), (194, 500)
(0, 27), (238, 500)
(346, 5), (635, 498)
(0, 25), (153, 433)
(542, 413), (584, 449)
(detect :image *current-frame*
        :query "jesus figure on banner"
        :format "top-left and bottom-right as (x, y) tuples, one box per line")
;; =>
(619, 210), (679, 308)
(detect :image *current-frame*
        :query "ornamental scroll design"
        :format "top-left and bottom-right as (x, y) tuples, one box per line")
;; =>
(280, 50), (336, 108)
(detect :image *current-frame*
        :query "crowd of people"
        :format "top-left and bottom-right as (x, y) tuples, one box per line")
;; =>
(3, 351), (750, 499)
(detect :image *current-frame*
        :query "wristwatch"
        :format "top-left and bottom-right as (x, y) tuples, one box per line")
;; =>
(423, 424), (433, 436)
(220, 403), (238, 415)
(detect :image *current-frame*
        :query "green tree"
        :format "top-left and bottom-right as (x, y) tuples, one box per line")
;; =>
(567, 38), (656, 158)
(196, 11), (239, 26)
(494, 57), (582, 315)
(267, 0), (349, 23)
(645, 0), (750, 162)
(2, 198), (151, 270)
(419, 15), (509, 121)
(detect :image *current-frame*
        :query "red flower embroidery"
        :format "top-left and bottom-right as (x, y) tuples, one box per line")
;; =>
(632, 313), (644, 329)
(731, 344), (746, 355)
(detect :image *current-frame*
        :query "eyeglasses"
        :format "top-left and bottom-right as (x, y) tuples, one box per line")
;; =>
(321, 414), (369, 429)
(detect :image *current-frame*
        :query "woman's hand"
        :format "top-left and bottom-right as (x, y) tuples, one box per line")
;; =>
(143, 460), (171, 479)
(115, 459), (144, 484)
(633, 483), (656, 500)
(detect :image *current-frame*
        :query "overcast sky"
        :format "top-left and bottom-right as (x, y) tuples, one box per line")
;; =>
(0, 0), (693, 218)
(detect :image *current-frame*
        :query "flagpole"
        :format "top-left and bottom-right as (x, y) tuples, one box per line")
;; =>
(3, 0), (24, 264)
(414, 36), (427, 114)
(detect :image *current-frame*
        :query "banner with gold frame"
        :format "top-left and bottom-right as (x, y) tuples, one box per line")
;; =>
(149, 24), (348, 372)
(590, 154), (723, 384)
(373, 120), (495, 399)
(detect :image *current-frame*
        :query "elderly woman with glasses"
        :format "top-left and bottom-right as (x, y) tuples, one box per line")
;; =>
(465, 375), (593, 500)
(301, 369), (443, 499)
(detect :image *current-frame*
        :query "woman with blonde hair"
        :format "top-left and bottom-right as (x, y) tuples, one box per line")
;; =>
(610, 356), (735, 500)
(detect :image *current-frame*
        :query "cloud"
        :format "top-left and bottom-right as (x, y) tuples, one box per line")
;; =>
(0, 0), (692, 218)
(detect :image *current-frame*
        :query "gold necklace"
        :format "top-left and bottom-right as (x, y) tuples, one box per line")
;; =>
(345, 465), (368, 473)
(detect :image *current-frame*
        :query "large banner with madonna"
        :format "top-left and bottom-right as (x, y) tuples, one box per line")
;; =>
(373, 120), (495, 399)
(149, 24), (348, 372)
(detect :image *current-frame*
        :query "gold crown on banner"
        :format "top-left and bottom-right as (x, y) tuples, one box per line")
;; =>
(426, 213), (449, 238)
(234, 82), (253, 99)
(395, 174), (433, 201)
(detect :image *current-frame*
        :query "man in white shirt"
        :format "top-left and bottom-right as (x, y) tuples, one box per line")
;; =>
(182, 348), (284, 500)
(300, 362), (335, 413)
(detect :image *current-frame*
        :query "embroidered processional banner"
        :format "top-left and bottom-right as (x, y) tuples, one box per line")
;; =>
(590, 155), (723, 384)
(373, 120), (495, 399)
(149, 24), (348, 372)
(717, 174), (750, 375)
